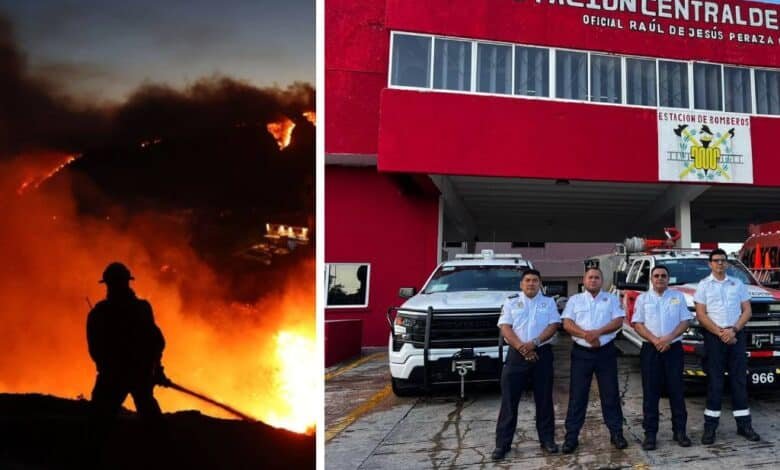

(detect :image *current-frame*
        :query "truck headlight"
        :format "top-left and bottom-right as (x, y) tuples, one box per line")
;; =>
(393, 313), (420, 339)
(682, 326), (703, 341)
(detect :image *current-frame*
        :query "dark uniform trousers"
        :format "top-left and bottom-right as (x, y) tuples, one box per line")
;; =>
(495, 345), (554, 449)
(703, 330), (751, 429)
(640, 341), (686, 435)
(87, 373), (168, 468)
(564, 341), (623, 442)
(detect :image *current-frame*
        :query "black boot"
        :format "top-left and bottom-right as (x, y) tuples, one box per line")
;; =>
(701, 426), (716, 445)
(611, 432), (628, 449)
(490, 446), (510, 461)
(561, 439), (578, 454)
(539, 440), (559, 454)
(737, 424), (761, 442)
(672, 431), (691, 447)
(641, 433), (656, 451)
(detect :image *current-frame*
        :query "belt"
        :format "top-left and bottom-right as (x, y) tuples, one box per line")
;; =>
(573, 341), (614, 352)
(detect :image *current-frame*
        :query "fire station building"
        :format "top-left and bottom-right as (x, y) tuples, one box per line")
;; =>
(325, 0), (780, 357)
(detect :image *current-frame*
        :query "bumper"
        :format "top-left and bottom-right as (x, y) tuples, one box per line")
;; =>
(682, 350), (780, 387)
(388, 339), (503, 383)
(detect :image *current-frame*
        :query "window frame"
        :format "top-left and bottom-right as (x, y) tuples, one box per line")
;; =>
(387, 30), (780, 118)
(325, 262), (371, 309)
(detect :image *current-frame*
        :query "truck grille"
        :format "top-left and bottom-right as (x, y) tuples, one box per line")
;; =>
(397, 308), (501, 349)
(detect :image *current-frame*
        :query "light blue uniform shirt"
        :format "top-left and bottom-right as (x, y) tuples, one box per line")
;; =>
(693, 274), (750, 328)
(562, 290), (624, 348)
(497, 292), (561, 346)
(632, 289), (693, 343)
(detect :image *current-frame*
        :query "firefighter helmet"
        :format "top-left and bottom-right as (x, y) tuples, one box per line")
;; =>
(99, 262), (135, 284)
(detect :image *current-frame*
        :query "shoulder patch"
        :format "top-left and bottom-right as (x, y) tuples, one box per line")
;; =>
(507, 294), (519, 299)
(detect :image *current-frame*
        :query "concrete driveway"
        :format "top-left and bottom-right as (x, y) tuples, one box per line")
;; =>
(326, 336), (779, 469)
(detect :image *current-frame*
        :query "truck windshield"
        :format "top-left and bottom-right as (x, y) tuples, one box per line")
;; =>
(423, 265), (526, 293)
(657, 259), (757, 286)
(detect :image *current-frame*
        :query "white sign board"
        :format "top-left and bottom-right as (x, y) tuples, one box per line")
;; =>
(658, 109), (753, 184)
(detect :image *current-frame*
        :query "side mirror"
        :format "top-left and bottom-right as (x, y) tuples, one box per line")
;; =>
(614, 270), (648, 291)
(398, 287), (417, 298)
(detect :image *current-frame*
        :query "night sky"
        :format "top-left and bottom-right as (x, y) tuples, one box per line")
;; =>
(0, 0), (314, 102)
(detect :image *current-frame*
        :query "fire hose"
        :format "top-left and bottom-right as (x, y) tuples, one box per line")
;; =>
(158, 377), (257, 422)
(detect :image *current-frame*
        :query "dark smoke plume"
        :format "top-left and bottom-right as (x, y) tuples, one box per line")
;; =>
(0, 15), (314, 158)
(0, 16), (108, 158)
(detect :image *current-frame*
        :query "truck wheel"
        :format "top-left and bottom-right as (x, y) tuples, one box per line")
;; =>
(391, 377), (417, 397)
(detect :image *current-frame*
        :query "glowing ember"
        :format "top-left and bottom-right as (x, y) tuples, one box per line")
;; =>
(302, 111), (316, 126)
(17, 153), (79, 195)
(261, 331), (317, 433)
(266, 117), (295, 150)
(140, 138), (162, 149)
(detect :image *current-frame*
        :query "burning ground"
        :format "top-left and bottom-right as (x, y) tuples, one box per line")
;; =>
(0, 14), (316, 466)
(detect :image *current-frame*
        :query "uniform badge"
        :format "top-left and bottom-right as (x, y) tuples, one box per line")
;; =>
(670, 298), (680, 305)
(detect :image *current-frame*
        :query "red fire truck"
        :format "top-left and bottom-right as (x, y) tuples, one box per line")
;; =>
(588, 229), (780, 388)
(740, 221), (780, 287)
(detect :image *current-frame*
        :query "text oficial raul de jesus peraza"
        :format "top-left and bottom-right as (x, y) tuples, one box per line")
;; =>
(537, 0), (780, 45)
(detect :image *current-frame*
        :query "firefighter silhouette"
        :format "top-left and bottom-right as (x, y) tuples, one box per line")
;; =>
(86, 262), (170, 468)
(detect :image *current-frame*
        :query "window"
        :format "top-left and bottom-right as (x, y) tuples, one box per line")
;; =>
(626, 58), (656, 106)
(423, 265), (525, 293)
(326, 263), (370, 308)
(511, 242), (546, 248)
(433, 38), (472, 91)
(515, 46), (549, 97)
(590, 54), (621, 103)
(556, 50), (587, 100)
(388, 31), (780, 116)
(755, 69), (780, 115)
(390, 34), (431, 88)
(477, 43), (512, 94)
(543, 280), (568, 297)
(658, 60), (689, 108)
(724, 66), (752, 113)
(627, 260), (642, 283)
(637, 261), (650, 285)
(694, 63), (722, 111)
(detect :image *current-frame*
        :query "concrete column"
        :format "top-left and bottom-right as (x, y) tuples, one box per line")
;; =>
(437, 196), (444, 264)
(675, 200), (692, 248)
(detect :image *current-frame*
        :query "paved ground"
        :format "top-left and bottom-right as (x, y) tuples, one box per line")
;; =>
(325, 336), (780, 469)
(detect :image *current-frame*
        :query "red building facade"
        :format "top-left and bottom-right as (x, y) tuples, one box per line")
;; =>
(326, 0), (780, 349)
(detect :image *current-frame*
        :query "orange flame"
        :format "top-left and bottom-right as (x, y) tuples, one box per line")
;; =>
(16, 152), (79, 195)
(302, 111), (316, 126)
(259, 330), (317, 433)
(266, 117), (295, 150)
(0, 156), (316, 434)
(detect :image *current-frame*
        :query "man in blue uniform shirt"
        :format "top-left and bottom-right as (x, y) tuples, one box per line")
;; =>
(491, 269), (561, 461)
(561, 267), (627, 453)
(694, 248), (760, 444)
(631, 265), (693, 450)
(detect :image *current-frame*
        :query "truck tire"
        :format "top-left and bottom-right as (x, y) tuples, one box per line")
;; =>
(391, 377), (417, 397)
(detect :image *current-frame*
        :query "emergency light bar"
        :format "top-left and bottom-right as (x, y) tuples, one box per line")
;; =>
(455, 249), (524, 260)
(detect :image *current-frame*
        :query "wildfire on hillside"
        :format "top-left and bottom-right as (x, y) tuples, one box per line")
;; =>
(16, 152), (80, 195)
(266, 117), (296, 150)
(1, 155), (316, 435)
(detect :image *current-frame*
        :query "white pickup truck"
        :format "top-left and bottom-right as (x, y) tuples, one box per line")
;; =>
(387, 250), (534, 396)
